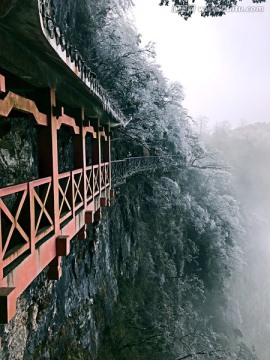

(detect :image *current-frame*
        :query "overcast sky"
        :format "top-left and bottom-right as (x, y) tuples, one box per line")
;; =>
(133, 0), (270, 128)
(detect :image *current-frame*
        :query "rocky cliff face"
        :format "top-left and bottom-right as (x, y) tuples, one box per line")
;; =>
(5, 216), (121, 358)
(0, 118), (38, 187)
(0, 186), (139, 360)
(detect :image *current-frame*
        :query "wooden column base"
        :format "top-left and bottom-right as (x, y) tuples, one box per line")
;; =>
(0, 74), (6, 93)
(94, 208), (102, 222)
(0, 287), (16, 324)
(100, 197), (109, 207)
(85, 211), (93, 224)
(48, 257), (62, 280)
(56, 235), (70, 256)
(77, 225), (87, 240)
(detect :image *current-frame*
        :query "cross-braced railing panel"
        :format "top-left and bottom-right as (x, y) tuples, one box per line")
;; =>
(29, 177), (54, 244)
(0, 183), (30, 268)
(100, 162), (110, 191)
(72, 169), (84, 212)
(58, 170), (85, 219)
(58, 172), (72, 224)
(93, 165), (100, 196)
(85, 166), (93, 205)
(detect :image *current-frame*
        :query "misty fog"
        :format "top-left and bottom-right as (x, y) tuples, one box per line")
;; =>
(205, 122), (270, 360)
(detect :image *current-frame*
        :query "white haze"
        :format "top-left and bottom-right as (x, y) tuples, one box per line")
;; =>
(205, 123), (270, 360)
(133, 0), (270, 129)
(133, 3), (270, 358)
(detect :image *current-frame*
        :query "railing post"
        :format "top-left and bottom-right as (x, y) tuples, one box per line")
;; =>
(36, 88), (59, 235)
(29, 182), (35, 254)
(0, 73), (6, 93)
(36, 88), (60, 278)
(0, 229), (3, 282)
(91, 119), (100, 165)
(98, 134), (102, 197)
(71, 171), (75, 219)
(0, 288), (16, 324)
(91, 118), (101, 201)
(73, 108), (86, 208)
(103, 125), (111, 189)
(48, 256), (62, 280)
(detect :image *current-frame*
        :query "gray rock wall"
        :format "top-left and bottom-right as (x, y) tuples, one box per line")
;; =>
(0, 118), (38, 187)
(0, 190), (140, 360)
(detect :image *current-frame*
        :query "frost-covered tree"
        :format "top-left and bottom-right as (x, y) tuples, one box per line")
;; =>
(159, 0), (265, 20)
(49, 1), (260, 359)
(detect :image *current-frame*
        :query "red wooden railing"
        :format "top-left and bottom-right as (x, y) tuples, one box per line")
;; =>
(0, 163), (111, 323)
(0, 165), (110, 268)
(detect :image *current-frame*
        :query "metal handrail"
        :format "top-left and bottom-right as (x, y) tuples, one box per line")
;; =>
(111, 156), (182, 186)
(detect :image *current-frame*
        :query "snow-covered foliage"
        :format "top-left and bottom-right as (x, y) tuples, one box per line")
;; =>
(50, 1), (258, 359)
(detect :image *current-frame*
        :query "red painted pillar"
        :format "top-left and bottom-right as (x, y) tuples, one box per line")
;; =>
(73, 108), (86, 208)
(0, 235), (3, 282)
(103, 125), (111, 188)
(0, 116), (5, 274)
(91, 119), (102, 218)
(0, 75), (6, 269)
(47, 256), (62, 280)
(37, 89), (59, 232)
(103, 126), (110, 163)
(36, 89), (60, 278)
(91, 119), (101, 197)
(0, 74), (6, 93)
(73, 108), (88, 241)
(100, 126), (111, 207)
(0, 288), (16, 323)
(91, 119), (100, 165)
(83, 124), (96, 226)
